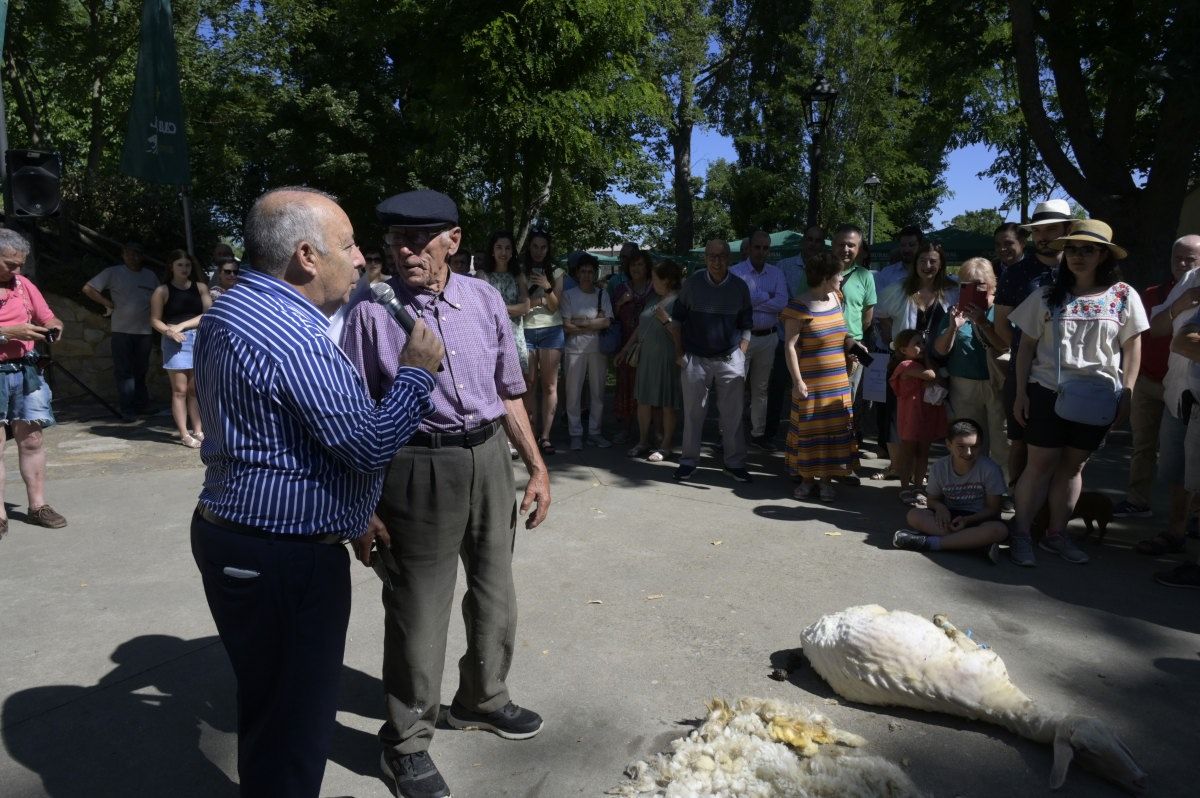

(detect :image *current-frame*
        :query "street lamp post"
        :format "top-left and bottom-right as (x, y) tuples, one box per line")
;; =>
(803, 74), (838, 230)
(864, 173), (881, 245)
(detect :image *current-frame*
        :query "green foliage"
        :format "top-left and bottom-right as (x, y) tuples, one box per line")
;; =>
(949, 208), (1005, 237)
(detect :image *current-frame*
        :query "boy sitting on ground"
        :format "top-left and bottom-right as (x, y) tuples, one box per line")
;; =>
(893, 418), (1009, 562)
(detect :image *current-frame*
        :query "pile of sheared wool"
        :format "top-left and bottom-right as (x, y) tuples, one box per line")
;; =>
(609, 697), (924, 798)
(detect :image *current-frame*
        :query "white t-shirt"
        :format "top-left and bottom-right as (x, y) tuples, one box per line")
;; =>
(927, 454), (1006, 514)
(85, 264), (161, 334)
(1153, 268), (1200, 418)
(1009, 282), (1148, 391)
(560, 286), (613, 355)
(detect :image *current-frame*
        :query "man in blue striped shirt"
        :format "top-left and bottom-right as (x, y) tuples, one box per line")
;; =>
(191, 186), (444, 798)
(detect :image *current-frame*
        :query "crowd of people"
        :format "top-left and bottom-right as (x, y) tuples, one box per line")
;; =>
(74, 200), (1200, 589)
(44, 185), (1199, 798)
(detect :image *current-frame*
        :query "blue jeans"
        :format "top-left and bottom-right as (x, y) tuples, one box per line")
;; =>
(111, 333), (153, 414)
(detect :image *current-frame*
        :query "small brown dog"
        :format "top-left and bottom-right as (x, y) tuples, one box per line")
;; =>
(1031, 492), (1113, 542)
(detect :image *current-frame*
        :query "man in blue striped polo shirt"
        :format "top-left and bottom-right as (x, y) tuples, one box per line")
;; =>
(191, 186), (444, 798)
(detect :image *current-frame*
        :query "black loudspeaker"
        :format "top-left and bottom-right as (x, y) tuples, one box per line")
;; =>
(4, 150), (62, 218)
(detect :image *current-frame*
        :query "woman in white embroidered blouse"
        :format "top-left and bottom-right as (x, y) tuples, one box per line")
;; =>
(1006, 220), (1148, 566)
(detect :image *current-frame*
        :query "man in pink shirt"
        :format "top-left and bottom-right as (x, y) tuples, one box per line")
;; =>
(0, 228), (67, 538)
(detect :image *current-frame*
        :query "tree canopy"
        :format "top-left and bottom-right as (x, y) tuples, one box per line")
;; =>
(1, 0), (1195, 286)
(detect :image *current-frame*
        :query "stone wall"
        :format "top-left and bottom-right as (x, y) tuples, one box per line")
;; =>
(42, 292), (170, 405)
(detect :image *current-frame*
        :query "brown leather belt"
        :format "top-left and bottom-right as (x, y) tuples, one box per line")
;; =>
(195, 505), (345, 545)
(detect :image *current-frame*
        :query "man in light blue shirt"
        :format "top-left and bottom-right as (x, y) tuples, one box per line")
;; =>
(731, 230), (788, 450)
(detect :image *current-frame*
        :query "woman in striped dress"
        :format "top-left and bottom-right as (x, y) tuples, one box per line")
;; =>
(783, 252), (858, 502)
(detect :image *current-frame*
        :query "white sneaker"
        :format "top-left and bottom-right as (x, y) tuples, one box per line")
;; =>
(588, 434), (612, 449)
(570, 436), (583, 451)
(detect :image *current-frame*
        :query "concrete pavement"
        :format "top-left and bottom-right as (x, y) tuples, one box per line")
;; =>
(1, 405), (1196, 797)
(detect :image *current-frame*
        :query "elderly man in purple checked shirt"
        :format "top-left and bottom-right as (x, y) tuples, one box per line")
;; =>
(731, 230), (789, 451)
(341, 190), (550, 798)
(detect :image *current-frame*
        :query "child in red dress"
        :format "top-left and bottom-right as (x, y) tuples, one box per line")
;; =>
(889, 329), (948, 504)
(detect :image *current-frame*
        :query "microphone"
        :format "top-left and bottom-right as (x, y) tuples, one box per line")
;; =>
(371, 282), (417, 334)
(370, 282), (444, 372)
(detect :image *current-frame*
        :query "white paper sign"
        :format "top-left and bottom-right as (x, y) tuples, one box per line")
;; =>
(862, 357), (889, 403)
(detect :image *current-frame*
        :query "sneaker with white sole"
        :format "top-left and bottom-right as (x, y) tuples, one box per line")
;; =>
(1112, 500), (1152, 519)
(446, 701), (543, 740)
(892, 529), (928, 551)
(380, 750), (451, 798)
(1009, 535), (1037, 567)
(1039, 532), (1089, 564)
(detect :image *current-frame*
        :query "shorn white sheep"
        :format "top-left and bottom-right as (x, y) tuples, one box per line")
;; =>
(609, 696), (925, 798)
(801, 604), (1147, 794)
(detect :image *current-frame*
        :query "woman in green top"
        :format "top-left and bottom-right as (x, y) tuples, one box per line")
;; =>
(521, 231), (566, 454)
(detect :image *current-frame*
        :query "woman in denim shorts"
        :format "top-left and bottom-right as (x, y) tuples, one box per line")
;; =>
(150, 250), (212, 448)
(520, 231), (565, 454)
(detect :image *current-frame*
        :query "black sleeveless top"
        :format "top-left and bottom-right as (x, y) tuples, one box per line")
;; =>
(163, 282), (204, 325)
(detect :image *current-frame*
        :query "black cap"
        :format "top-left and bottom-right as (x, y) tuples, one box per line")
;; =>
(376, 189), (459, 229)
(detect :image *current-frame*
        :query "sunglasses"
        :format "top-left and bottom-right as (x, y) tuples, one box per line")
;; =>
(1062, 244), (1101, 256)
(221, 269), (240, 275)
(365, 256), (384, 263)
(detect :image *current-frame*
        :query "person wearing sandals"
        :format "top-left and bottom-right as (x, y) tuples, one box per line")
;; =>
(1155, 305), (1200, 587)
(782, 252), (857, 502)
(1138, 235), (1200, 561)
(150, 250), (213, 448)
(520, 230), (565, 454)
(889, 329), (948, 505)
(617, 259), (684, 462)
(892, 418), (1008, 561)
(1008, 220), (1148, 566)
(0, 228), (68, 536)
(611, 250), (655, 444)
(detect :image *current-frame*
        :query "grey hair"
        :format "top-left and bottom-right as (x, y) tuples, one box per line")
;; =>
(0, 227), (31, 258)
(243, 186), (336, 276)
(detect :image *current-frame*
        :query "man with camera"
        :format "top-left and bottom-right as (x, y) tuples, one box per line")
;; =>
(0, 228), (67, 538)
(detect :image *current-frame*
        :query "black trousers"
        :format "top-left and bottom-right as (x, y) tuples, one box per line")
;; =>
(191, 515), (351, 798)
(765, 340), (787, 439)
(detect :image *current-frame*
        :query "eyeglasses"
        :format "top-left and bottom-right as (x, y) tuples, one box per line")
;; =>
(1062, 244), (1101, 256)
(221, 269), (239, 275)
(385, 228), (450, 249)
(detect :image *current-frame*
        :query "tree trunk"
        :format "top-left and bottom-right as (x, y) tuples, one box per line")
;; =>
(671, 92), (695, 255)
(1008, 0), (1197, 286)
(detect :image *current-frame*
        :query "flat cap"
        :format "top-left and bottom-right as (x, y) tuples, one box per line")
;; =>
(376, 189), (459, 229)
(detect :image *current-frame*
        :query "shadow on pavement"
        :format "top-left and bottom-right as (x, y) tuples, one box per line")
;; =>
(2, 634), (392, 797)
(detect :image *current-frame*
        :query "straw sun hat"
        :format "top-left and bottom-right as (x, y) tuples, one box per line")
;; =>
(1049, 219), (1128, 260)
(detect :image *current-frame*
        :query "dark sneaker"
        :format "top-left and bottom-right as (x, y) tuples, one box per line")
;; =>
(750, 435), (777, 452)
(1009, 535), (1037, 567)
(1112, 500), (1152, 519)
(724, 466), (752, 483)
(892, 529), (928, 551)
(380, 750), (451, 798)
(1039, 532), (1089, 564)
(1000, 495), (1015, 514)
(1155, 561), (1200, 589)
(447, 701), (543, 740)
(673, 464), (696, 481)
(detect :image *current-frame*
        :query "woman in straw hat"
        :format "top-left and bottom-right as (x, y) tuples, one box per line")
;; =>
(1005, 219), (1149, 567)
